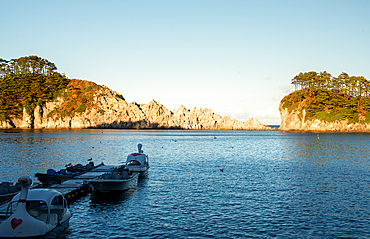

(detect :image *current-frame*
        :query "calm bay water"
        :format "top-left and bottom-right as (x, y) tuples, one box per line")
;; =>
(1, 129), (370, 238)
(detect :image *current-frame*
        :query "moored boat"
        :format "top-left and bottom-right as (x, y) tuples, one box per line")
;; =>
(0, 182), (21, 204)
(0, 176), (72, 238)
(88, 166), (139, 193)
(35, 161), (97, 186)
(125, 144), (150, 178)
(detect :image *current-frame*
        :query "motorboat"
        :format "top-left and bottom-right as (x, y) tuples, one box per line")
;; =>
(35, 161), (97, 186)
(0, 176), (72, 238)
(35, 169), (80, 187)
(65, 161), (95, 173)
(88, 166), (139, 193)
(125, 144), (150, 178)
(0, 182), (21, 204)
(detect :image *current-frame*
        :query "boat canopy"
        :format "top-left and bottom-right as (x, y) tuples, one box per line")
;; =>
(11, 188), (63, 207)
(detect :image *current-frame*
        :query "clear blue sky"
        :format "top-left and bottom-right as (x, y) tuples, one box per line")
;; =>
(1, 0), (369, 125)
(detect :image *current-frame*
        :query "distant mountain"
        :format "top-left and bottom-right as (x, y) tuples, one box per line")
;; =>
(0, 56), (272, 130)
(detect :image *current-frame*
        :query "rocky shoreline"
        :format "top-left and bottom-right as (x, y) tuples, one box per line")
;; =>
(0, 86), (272, 131)
(279, 103), (370, 132)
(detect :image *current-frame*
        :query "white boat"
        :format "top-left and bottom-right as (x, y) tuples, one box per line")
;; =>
(125, 144), (150, 178)
(0, 176), (72, 238)
(88, 166), (139, 193)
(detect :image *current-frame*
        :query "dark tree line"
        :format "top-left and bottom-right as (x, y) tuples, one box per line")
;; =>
(0, 56), (70, 120)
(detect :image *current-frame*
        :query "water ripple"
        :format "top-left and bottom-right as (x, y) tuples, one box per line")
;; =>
(1, 130), (370, 238)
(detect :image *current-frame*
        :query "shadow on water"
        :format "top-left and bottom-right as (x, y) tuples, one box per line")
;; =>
(45, 228), (72, 239)
(137, 175), (150, 186)
(89, 187), (138, 205)
(89, 177), (149, 206)
(4, 130), (370, 238)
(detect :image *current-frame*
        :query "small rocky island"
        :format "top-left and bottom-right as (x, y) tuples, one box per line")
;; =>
(0, 56), (271, 130)
(279, 71), (370, 132)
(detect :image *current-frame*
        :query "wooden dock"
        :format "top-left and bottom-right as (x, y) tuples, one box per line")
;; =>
(0, 164), (116, 218)
(49, 164), (115, 201)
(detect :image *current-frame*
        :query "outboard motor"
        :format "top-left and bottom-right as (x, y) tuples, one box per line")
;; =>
(138, 143), (143, 153)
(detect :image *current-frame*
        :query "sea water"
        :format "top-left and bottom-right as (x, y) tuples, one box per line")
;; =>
(0, 129), (369, 238)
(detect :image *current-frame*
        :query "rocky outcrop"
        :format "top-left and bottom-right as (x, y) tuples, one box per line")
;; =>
(1, 85), (272, 130)
(279, 102), (370, 132)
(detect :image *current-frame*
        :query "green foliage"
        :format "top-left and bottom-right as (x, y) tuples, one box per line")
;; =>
(47, 79), (100, 118)
(281, 90), (305, 113)
(362, 112), (370, 124)
(314, 111), (332, 122)
(85, 85), (93, 92)
(0, 113), (6, 121)
(97, 109), (105, 115)
(0, 56), (70, 120)
(0, 56), (104, 121)
(76, 104), (87, 113)
(282, 71), (370, 124)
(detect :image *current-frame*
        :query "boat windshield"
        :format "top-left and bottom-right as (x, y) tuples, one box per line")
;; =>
(127, 160), (141, 166)
(51, 195), (64, 220)
(27, 200), (48, 216)
(5, 200), (48, 219)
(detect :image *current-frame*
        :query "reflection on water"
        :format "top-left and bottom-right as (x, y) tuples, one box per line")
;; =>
(280, 132), (370, 168)
(90, 187), (138, 205)
(0, 129), (147, 182)
(1, 130), (370, 238)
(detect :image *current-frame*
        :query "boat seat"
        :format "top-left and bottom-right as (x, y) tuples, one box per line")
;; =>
(28, 209), (39, 217)
(0, 186), (5, 194)
(121, 171), (129, 179)
(49, 214), (58, 226)
(74, 164), (83, 171)
(47, 169), (57, 175)
(0, 182), (10, 188)
(0, 182), (9, 194)
(7, 185), (18, 193)
(38, 214), (58, 225)
(38, 214), (48, 223)
(50, 208), (63, 219)
(59, 169), (67, 175)
(111, 171), (120, 179)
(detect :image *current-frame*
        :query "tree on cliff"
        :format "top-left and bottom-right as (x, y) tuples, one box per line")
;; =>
(282, 71), (370, 124)
(291, 71), (370, 98)
(0, 56), (70, 120)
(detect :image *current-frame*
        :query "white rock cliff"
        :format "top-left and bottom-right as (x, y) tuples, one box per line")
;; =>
(279, 102), (370, 132)
(1, 86), (272, 130)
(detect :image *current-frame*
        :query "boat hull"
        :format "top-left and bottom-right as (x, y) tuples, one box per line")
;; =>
(0, 186), (72, 238)
(126, 166), (150, 178)
(0, 218), (70, 238)
(45, 217), (71, 239)
(89, 173), (139, 193)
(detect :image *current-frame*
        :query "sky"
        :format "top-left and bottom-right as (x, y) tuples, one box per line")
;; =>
(1, 1), (369, 125)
